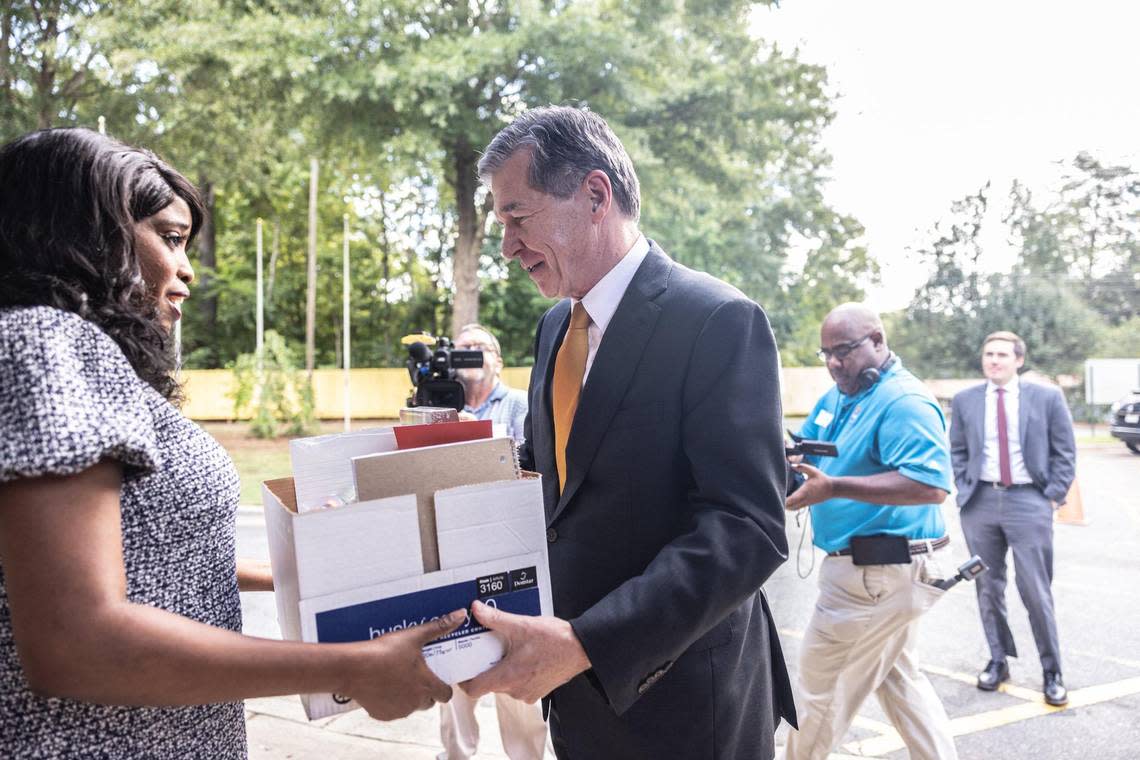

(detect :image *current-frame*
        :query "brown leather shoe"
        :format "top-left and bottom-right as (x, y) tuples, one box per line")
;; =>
(977, 660), (1010, 691)
(1044, 671), (1068, 706)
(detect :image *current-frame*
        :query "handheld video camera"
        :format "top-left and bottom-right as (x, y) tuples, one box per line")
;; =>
(403, 333), (484, 411)
(785, 429), (838, 458)
(785, 429), (838, 497)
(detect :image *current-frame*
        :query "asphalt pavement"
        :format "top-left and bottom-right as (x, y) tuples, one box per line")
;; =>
(237, 442), (1140, 759)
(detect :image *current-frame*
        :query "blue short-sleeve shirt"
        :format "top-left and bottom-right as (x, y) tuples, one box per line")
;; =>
(798, 360), (952, 553)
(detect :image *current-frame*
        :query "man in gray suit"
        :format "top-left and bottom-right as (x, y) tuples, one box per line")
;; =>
(950, 331), (1076, 706)
(460, 105), (795, 758)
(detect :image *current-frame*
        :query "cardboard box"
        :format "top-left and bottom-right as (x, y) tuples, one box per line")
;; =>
(261, 439), (551, 721)
(352, 437), (519, 573)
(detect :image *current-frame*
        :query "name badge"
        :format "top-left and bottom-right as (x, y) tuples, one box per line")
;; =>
(814, 409), (834, 428)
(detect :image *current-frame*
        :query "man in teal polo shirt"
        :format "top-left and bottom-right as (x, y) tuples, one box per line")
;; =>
(783, 303), (958, 760)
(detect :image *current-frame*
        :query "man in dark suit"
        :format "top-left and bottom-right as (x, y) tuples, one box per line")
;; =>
(950, 331), (1076, 706)
(460, 106), (795, 759)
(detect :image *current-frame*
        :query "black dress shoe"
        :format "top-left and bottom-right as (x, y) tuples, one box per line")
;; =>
(977, 660), (1010, 691)
(1044, 671), (1068, 706)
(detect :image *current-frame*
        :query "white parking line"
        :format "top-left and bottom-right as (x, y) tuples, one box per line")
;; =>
(845, 675), (1140, 757)
(779, 626), (1140, 756)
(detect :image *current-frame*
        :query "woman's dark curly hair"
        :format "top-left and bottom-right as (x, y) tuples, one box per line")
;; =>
(0, 128), (205, 402)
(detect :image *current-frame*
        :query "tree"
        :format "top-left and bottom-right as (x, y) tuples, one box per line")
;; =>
(306, 0), (867, 343)
(0, 0), (147, 137)
(898, 152), (1140, 379)
(1006, 155), (1140, 327)
(17, 0), (868, 373)
(891, 186), (990, 377)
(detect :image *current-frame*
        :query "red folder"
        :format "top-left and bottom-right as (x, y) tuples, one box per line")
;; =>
(392, 419), (494, 450)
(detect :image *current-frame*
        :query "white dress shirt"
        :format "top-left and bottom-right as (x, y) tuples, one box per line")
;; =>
(982, 375), (1032, 484)
(573, 234), (649, 385)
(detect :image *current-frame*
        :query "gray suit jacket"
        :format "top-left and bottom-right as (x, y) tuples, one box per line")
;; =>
(949, 380), (1077, 508)
(521, 242), (795, 759)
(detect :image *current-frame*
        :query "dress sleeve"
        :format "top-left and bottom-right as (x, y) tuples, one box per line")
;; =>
(0, 308), (162, 483)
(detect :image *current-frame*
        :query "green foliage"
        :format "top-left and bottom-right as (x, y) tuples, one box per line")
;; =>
(898, 153), (1140, 380)
(1097, 316), (1140, 358)
(1006, 155), (1140, 326)
(0, 1), (138, 136)
(4, 0), (870, 370)
(230, 331), (317, 439)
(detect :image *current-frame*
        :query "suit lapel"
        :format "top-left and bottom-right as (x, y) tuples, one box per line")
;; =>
(1018, 380), (1032, 448)
(972, 384), (986, 456)
(533, 302), (571, 521)
(549, 245), (671, 525)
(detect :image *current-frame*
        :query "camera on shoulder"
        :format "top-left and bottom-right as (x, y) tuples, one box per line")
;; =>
(403, 333), (484, 411)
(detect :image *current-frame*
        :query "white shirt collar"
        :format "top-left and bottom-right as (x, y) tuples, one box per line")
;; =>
(987, 374), (1021, 396)
(576, 234), (649, 335)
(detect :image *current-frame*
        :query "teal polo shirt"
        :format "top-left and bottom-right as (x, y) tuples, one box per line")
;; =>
(798, 360), (952, 554)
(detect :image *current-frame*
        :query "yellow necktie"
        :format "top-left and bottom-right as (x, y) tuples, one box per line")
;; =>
(552, 302), (591, 492)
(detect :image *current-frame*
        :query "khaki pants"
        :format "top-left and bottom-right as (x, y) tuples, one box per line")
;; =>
(784, 553), (958, 760)
(438, 689), (548, 760)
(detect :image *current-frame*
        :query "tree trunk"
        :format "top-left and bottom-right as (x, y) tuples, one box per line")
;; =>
(35, 3), (57, 129)
(196, 177), (219, 366)
(450, 137), (483, 336)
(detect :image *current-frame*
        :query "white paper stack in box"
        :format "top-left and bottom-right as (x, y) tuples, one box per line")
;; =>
(288, 426), (397, 512)
(262, 435), (552, 720)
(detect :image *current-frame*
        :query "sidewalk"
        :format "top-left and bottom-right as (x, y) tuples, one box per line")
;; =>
(245, 694), (515, 759)
(243, 695), (792, 759)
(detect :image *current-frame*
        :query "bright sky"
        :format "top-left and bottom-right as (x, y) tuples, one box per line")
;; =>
(752, 0), (1140, 310)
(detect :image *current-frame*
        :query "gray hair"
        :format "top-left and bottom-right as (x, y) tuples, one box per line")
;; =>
(478, 105), (641, 221)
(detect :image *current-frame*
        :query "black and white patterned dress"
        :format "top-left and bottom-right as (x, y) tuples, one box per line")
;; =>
(0, 306), (246, 758)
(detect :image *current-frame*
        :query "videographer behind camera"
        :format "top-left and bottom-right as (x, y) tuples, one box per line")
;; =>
(452, 324), (528, 445)
(783, 303), (959, 760)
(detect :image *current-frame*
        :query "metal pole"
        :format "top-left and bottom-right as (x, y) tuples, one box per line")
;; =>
(256, 218), (264, 368)
(343, 213), (351, 431)
(306, 157), (318, 379)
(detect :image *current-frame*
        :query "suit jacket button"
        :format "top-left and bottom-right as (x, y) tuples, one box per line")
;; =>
(637, 682), (648, 695)
(546, 528), (558, 543)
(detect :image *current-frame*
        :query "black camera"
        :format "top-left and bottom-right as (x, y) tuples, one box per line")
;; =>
(785, 429), (839, 497)
(404, 335), (484, 411)
(932, 556), (988, 590)
(785, 429), (838, 458)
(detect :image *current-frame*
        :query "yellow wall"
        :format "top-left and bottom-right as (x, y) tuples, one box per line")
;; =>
(180, 368), (424, 421)
(179, 365), (836, 421)
(781, 367), (838, 418)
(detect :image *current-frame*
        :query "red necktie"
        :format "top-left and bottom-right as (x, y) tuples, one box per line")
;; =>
(996, 387), (1013, 486)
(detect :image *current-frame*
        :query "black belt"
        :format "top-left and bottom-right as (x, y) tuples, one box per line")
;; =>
(980, 481), (1035, 491)
(828, 535), (950, 558)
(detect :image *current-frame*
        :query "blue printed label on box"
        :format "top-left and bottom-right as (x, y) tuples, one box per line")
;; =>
(313, 571), (542, 645)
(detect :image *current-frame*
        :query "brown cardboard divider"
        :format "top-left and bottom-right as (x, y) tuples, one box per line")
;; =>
(263, 477), (298, 513)
(352, 437), (520, 573)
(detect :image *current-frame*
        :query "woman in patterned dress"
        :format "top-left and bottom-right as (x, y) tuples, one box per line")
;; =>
(0, 128), (463, 758)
